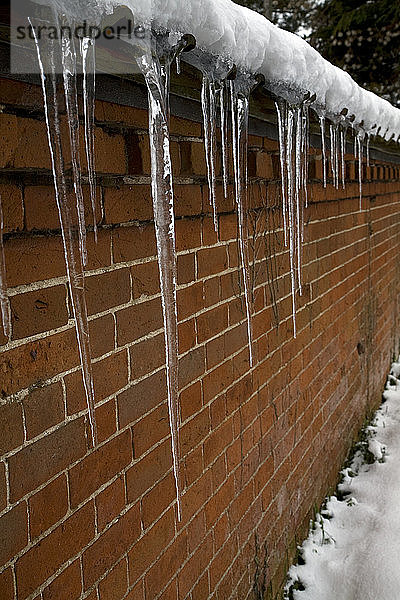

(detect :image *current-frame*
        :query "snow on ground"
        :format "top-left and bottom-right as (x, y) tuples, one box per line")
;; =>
(285, 361), (400, 600)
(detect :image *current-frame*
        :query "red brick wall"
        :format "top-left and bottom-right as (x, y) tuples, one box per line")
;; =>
(1, 77), (400, 600)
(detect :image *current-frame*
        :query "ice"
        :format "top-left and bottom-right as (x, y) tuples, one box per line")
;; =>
(80, 35), (98, 240)
(339, 125), (347, 189)
(61, 26), (87, 266)
(201, 74), (218, 233)
(230, 75), (253, 365)
(0, 195), (10, 339)
(318, 114), (327, 188)
(30, 19), (97, 445)
(136, 39), (183, 520)
(356, 130), (365, 210)
(219, 81), (229, 199)
(275, 99), (288, 245)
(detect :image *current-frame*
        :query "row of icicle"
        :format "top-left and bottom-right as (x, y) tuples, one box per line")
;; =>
(0, 22), (376, 520)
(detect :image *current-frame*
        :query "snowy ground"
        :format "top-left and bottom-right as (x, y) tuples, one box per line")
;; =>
(285, 360), (400, 600)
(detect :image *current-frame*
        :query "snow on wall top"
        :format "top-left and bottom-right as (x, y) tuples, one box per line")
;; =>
(35, 0), (400, 141)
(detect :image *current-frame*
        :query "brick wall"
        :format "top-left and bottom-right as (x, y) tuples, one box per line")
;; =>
(1, 76), (400, 600)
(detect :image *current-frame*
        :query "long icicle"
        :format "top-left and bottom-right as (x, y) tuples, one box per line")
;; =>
(220, 81), (229, 199)
(230, 79), (253, 366)
(275, 100), (288, 245)
(201, 75), (218, 233)
(286, 106), (297, 337)
(81, 35), (97, 241)
(319, 114), (327, 188)
(30, 20), (97, 444)
(138, 48), (182, 520)
(61, 27), (87, 267)
(357, 131), (364, 210)
(295, 105), (303, 295)
(0, 195), (10, 339)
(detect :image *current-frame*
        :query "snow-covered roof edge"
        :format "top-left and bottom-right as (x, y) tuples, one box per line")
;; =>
(35, 0), (400, 141)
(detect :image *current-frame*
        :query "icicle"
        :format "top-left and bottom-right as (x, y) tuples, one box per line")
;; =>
(301, 102), (310, 208)
(294, 105), (302, 295)
(319, 115), (327, 188)
(30, 20), (97, 444)
(219, 82), (229, 199)
(286, 106), (297, 337)
(175, 54), (181, 75)
(230, 78), (253, 365)
(81, 35), (97, 241)
(275, 100), (288, 244)
(366, 133), (370, 167)
(0, 196), (10, 339)
(201, 75), (218, 233)
(60, 25), (87, 266)
(340, 125), (347, 190)
(356, 131), (364, 210)
(137, 45), (182, 520)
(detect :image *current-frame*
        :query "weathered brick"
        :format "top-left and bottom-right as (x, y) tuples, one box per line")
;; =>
(42, 559), (82, 600)
(0, 183), (23, 233)
(0, 567), (14, 600)
(131, 261), (160, 299)
(8, 417), (86, 502)
(82, 503), (140, 589)
(28, 475), (68, 539)
(95, 475), (126, 532)
(0, 400), (24, 455)
(0, 502), (28, 564)
(116, 297), (163, 346)
(16, 501), (95, 599)
(104, 186), (152, 224)
(10, 285), (68, 340)
(98, 557), (128, 600)
(141, 472), (175, 528)
(112, 224), (156, 263)
(85, 269), (131, 315)
(69, 429), (132, 508)
(23, 381), (64, 440)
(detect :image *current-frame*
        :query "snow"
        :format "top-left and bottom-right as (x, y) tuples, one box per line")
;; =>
(285, 361), (400, 600)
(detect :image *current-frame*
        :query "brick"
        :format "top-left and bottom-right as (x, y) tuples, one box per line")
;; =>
(95, 398), (117, 444)
(23, 381), (64, 440)
(112, 224), (156, 263)
(0, 184), (23, 233)
(141, 472), (175, 528)
(0, 400), (24, 455)
(0, 462), (7, 511)
(133, 403), (170, 457)
(129, 333), (165, 381)
(82, 503), (141, 589)
(116, 297), (163, 346)
(104, 186), (152, 224)
(85, 229), (112, 271)
(0, 79), (43, 110)
(0, 502), (28, 564)
(93, 350), (129, 402)
(128, 508), (175, 585)
(178, 318), (196, 354)
(126, 132), (151, 176)
(119, 366), (166, 427)
(131, 260), (160, 299)
(16, 501), (95, 599)
(69, 429), (132, 508)
(126, 439), (172, 504)
(10, 285), (68, 340)
(197, 246), (228, 278)
(0, 114), (18, 167)
(175, 218), (201, 252)
(180, 381), (202, 423)
(4, 234), (65, 288)
(42, 560), (82, 600)
(94, 128), (126, 174)
(0, 567), (14, 600)
(177, 253), (195, 285)
(85, 269), (131, 315)
(95, 475), (126, 532)
(144, 532), (187, 599)
(24, 185), (102, 232)
(197, 304), (228, 343)
(98, 558), (128, 600)
(174, 185), (202, 217)
(180, 408), (210, 456)
(8, 417), (86, 502)
(29, 474), (68, 539)
(89, 314), (115, 359)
